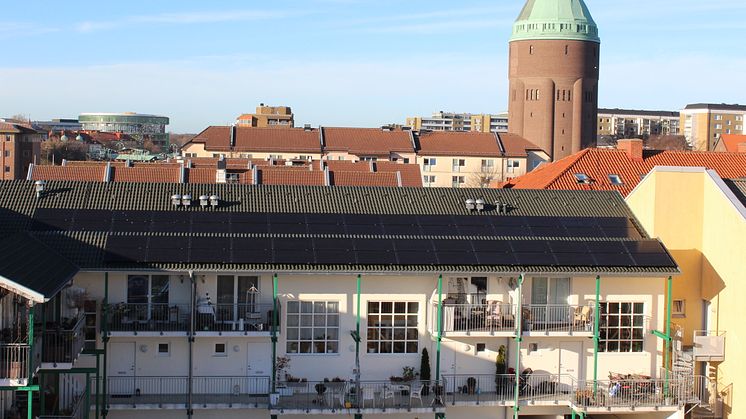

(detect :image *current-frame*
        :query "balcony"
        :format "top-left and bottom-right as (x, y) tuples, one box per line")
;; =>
(693, 331), (725, 362)
(270, 380), (445, 415)
(522, 304), (594, 336)
(194, 303), (279, 337)
(102, 376), (270, 410)
(0, 343), (34, 386)
(442, 373), (575, 407)
(41, 313), (86, 368)
(108, 303), (190, 336)
(432, 302), (516, 336)
(574, 375), (707, 412)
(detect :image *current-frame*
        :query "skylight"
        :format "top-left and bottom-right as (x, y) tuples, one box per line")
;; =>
(574, 173), (590, 183)
(608, 174), (623, 185)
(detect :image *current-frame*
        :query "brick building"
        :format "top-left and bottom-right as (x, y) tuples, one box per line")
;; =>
(0, 121), (43, 180)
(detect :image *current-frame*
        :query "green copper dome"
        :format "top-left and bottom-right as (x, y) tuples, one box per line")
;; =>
(510, 0), (599, 43)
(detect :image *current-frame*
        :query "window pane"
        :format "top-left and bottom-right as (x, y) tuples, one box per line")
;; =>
(367, 342), (378, 353)
(300, 342), (312, 353)
(407, 302), (418, 314)
(327, 328), (339, 340)
(380, 342), (392, 353)
(301, 302), (313, 313)
(326, 342), (338, 354)
(381, 302), (393, 313)
(406, 342), (418, 353)
(217, 275), (234, 305)
(394, 329), (405, 340)
(394, 302), (406, 313)
(151, 275), (170, 304)
(327, 315), (339, 326)
(368, 302), (379, 313)
(327, 302), (338, 313)
(393, 342), (405, 353)
(127, 275), (148, 304)
(287, 301), (299, 313)
(287, 328), (299, 340)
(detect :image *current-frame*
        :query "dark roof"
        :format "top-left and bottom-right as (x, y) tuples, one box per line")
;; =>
(724, 179), (746, 208)
(0, 232), (79, 302)
(0, 180), (678, 275)
(598, 108), (680, 118)
(684, 103), (746, 111)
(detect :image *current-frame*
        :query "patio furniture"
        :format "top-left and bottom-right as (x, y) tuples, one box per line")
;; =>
(573, 306), (592, 329)
(410, 384), (424, 406)
(361, 386), (376, 408)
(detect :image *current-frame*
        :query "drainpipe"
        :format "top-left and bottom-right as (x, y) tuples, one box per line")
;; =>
(39, 304), (46, 415)
(513, 274), (523, 419)
(187, 271), (195, 418)
(593, 275), (601, 396)
(434, 274), (444, 419)
(102, 273), (109, 418)
(354, 275), (362, 419)
(27, 304), (35, 419)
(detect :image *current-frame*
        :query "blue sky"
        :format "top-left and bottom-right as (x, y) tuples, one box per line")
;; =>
(1, 0), (744, 132)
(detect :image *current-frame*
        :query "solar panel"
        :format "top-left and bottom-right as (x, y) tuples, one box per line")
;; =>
(552, 252), (596, 266)
(354, 239), (395, 252)
(529, 226), (566, 237)
(273, 238), (313, 251)
(104, 235), (146, 262)
(396, 251), (437, 265)
(356, 250), (396, 265)
(513, 252), (557, 265)
(33, 208), (73, 231)
(591, 252), (634, 267)
(232, 249), (272, 264)
(474, 252), (517, 265)
(431, 240), (472, 252)
(233, 237), (271, 250)
(491, 216), (528, 227)
(547, 241), (588, 253)
(313, 238), (354, 251)
(586, 241), (627, 253)
(307, 223), (346, 234)
(629, 253), (675, 267)
(393, 240), (434, 252)
(382, 223), (421, 235)
(314, 250), (350, 264)
(435, 251), (478, 265)
(510, 240), (550, 253)
(470, 240), (512, 252)
(273, 250), (314, 264)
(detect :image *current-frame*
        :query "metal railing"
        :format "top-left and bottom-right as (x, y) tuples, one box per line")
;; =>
(108, 303), (190, 333)
(0, 344), (30, 381)
(442, 374), (575, 405)
(433, 303), (517, 334)
(42, 313), (86, 365)
(194, 303), (277, 333)
(39, 392), (86, 419)
(270, 379), (444, 412)
(192, 376), (270, 406)
(103, 376), (189, 407)
(522, 304), (594, 333)
(574, 375), (707, 409)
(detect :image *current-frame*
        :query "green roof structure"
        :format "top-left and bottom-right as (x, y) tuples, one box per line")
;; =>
(511, 0), (600, 43)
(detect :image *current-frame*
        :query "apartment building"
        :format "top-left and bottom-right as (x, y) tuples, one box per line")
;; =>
(0, 179), (712, 419)
(406, 112), (509, 133)
(680, 104), (746, 151)
(627, 167), (743, 418)
(418, 131), (548, 188)
(597, 109), (680, 138)
(237, 104), (294, 129)
(0, 122), (43, 180)
(321, 127), (416, 163)
(78, 113), (170, 149)
(182, 126), (323, 161)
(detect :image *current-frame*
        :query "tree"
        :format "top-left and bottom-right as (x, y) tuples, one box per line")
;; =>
(646, 135), (689, 151)
(41, 139), (88, 164)
(420, 348), (431, 396)
(467, 165), (502, 188)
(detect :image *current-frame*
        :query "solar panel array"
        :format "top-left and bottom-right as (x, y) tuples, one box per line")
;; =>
(33, 209), (642, 239)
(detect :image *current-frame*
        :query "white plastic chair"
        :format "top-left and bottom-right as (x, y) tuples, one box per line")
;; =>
(410, 384), (424, 406)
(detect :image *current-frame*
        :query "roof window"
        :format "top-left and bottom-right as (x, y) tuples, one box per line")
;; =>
(574, 173), (590, 184)
(608, 174), (623, 185)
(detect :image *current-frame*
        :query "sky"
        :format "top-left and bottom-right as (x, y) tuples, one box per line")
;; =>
(1, 0), (744, 133)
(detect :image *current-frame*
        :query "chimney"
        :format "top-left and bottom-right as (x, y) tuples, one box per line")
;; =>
(617, 139), (643, 162)
(216, 156), (227, 183)
(229, 125), (237, 148)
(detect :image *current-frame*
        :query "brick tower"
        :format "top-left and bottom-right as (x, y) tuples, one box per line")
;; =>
(508, 0), (600, 161)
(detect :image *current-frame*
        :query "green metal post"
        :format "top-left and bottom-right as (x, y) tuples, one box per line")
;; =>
(39, 305), (46, 416)
(85, 372), (91, 419)
(665, 275), (672, 396)
(95, 351), (100, 419)
(571, 410), (576, 419)
(434, 274), (444, 419)
(102, 273), (109, 418)
(513, 275), (523, 419)
(355, 274), (362, 419)
(593, 275), (601, 396)
(27, 305), (35, 419)
(271, 274), (278, 393)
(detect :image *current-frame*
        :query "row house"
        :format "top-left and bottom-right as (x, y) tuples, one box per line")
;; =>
(0, 180), (713, 419)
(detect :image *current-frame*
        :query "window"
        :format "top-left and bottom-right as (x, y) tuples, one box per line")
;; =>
(476, 343), (486, 353)
(736, 116), (743, 121)
(212, 153), (225, 158)
(216, 275), (259, 322)
(214, 343), (227, 356)
(423, 175), (436, 185)
(367, 301), (419, 354)
(158, 343), (170, 356)
(3, 151), (9, 157)
(226, 172), (240, 183)
(608, 174), (623, 185)
(672, 300), (685, 318)
(714, 115), (722, 120)
(715, 124), (722, 130)
(360, 156), (377, 162)
(269, 154), (283, 160)
(452, 159), (465, 172)
(506, 159), (520, 174)
(451, 176), (465, 188)
(565, 45), (569, 55)
(529, 45), (534, 55)
(599, 302), (645, 353)
(423, 158), (436, 172)
(4, 166), (9, 173)
(737, 125), (743, 131)
(481, 159), (494, 170)
(127, 274), (169, 311)
(286, 301), (339, 354)
(574, 173), (590, 183)
(403, 158), (410, 164)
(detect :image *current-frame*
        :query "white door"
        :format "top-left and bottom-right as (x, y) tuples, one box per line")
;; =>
(247, 342), (272, 394)
(109, 342), (135, 395)
(558, 341), (582, 392)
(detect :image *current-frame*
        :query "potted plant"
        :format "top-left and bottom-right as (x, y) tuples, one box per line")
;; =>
(275, 356), (293, 396)
(495, 345), (508, 392)
(466, 377), (477, 394)
(420, 348), (431, 396)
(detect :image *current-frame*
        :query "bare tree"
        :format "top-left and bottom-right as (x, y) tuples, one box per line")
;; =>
(41, 139), (88, 164)
(467, 166), (503, 188)
(646, 135), (690, 151)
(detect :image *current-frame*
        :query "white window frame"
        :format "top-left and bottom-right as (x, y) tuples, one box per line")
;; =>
(157, 343), (171, 357)
(214, 342), (227, 357)
(366, 301), (419, 354)
(286, 300), (340, 355)
(451, 176), (464, 188)
(608, 174), (623, 185)
(599, 302), (645, 353)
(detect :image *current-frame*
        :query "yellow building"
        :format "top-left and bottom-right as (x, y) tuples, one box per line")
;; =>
(627, 166), (745, 418)
(237, 103), (294, 128)
(406, 112), (509, 133)
(680, 103), (746, 151)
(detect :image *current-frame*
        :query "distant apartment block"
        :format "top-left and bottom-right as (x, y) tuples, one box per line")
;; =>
(406, 112), (509, 133)
(680, 103), (746, 151)
(597, 108), (680, 138)
(33, 118), (82, 133)
(237, 104), (294, 128)
(78, 112), (170, 149)
(0, 121), (43, 180)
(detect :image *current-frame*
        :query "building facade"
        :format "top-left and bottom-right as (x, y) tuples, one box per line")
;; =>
(406, 112), (509, 133)
(597, 109), (680, 138)
(0, 122), (43, 180)
(680, 104), (746, 151)
(78, 113), (170, 149)
(508, 0), (600, 161)
(237, 104), (294, 128)
(0, 180), (713, 419)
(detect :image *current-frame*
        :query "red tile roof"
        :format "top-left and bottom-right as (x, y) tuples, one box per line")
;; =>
(187, 168), (217, 184)
(31, 165), (106, 182)
(418, 131), (541, 157)
(331, 171), (399, 187)
(0, 122), (22, 133)
(258, 168), (325, 186)
(501, 148), (746, 196)
(191, 126), (321, 153)
(375, 161), (423, 187)
(111, 167), (181, 183)
(717, 134), (746, 153)
(323, 160), (374, 172)
(323, 127), (414, 155)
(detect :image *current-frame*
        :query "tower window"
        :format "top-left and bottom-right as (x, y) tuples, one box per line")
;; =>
(529, 45), (534, 55)
(565, 45), (569, 55)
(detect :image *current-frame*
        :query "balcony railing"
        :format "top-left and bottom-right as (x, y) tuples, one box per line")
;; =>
(108, 303), (190, 333)
(522, 304), (594, 334)
(42, 313), (86, 366)
(574, 375), (706, 409)
(101, 376), (270, 408)
(270, 380), (445, 412)
(39, 391), (86, 419)
(442, 374), (575, 406)
(194, 303), (278, 334)
(433, 302), (517, 335)
(693, 330), (725, 362)
(0, 344), (31, 382)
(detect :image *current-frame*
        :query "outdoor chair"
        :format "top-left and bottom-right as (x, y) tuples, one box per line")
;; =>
(410, 384), (424, 406)
(573, 306), (592, 329)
